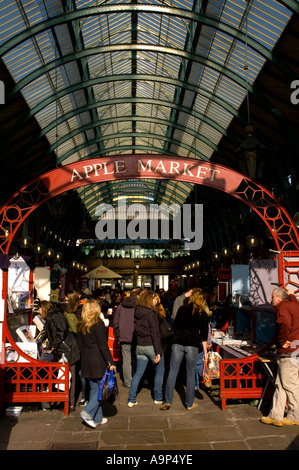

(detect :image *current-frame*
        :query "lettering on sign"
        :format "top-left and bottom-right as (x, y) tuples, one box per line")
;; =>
(70, 158), (220, 182)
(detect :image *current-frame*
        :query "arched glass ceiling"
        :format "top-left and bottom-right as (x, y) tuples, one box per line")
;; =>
(0, 0), (294, 219)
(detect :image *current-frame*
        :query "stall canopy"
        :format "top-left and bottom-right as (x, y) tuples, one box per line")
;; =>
(85, 264), (122, 279)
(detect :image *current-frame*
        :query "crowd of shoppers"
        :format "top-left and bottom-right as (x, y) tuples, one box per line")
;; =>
(36, 282), (299, 429)
(37, 285), (211, 419)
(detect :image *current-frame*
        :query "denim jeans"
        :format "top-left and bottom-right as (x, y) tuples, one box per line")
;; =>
(195, 350), (204, 388)
(165, 343), (198, 408)
(79, 369), (89, 401)
(128, 345), (164, 403)
(80, 378), (103, 424)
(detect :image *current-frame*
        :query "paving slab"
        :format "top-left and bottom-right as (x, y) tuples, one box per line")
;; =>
(0, 374), (298, 453)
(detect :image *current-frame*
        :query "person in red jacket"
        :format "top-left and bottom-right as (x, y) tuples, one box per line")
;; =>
(260, 288), (299, 427)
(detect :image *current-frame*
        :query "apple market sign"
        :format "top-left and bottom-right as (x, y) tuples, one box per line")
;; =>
(1, 155), (299, 259)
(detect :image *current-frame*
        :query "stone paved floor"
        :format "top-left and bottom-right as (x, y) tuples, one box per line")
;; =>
(0, 376), (298, 452)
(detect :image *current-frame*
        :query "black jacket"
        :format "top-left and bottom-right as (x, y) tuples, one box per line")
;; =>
(134, 305), (162, 356)
(45, 307), (80, 365)
(172, 303), (209, 349)
(77, 320), (115, 379)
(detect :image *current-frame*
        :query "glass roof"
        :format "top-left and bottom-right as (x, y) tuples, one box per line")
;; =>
(0, 0), (293, 219)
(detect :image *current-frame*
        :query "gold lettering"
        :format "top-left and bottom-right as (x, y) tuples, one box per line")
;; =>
(154, 160), (167, 173)
(137, 159), (152, 172)
(183, 163), (195, 177)
(83, 165), (94, 178)
(93, 163), (103, 176)
(71, 168), (83, 181)
(209, 168), (220, 181)
(103, 162), (114, 175)
(169, 161), (180, 174)
(115, 160), (126, 173)
(196, 166), (208, 179)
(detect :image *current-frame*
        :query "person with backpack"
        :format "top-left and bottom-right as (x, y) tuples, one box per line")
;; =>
(41, 300), (80, 411)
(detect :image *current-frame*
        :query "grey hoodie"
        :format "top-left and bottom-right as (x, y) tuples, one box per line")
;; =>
(113, 296), (137, 343)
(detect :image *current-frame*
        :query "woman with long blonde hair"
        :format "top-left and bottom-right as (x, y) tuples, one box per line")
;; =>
(189, 288), (209, 314)
(154, 293), (167, 319)
(154, 293), (173, 371)
(77, 299), (101, 334)
(160, 287), (210, 411)
(77, 299), (115, 428)
(128, 290), (164, 407)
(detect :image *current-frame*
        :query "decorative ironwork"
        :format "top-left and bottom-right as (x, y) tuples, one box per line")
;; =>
(219, 355), (272, 411)
(0, 362), (70, 416)
(235, 177), (299, 252)
(1, 156), (299, 413)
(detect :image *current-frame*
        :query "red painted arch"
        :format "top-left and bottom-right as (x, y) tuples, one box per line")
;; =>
(1, 155), (299, 403)
(1, 155), (299, 255)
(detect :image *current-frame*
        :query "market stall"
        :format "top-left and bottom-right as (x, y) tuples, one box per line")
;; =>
(209, 260), (280, 410)
(0, 256), (71, 415)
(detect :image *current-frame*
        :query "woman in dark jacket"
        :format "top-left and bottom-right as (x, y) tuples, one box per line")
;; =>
(154, 293), (174, 373)
(65, 290), (87, 406)
(160, 288), (209, 411)
(128, 290), (164, 407)
(41, 300), (80, 410)
(77, 299), (115, 428)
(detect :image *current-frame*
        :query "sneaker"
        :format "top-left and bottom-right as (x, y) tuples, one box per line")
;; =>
(78, 399), (88, 406)
(82, 417), (97, 429)
(260, 416), (283, 427)
(160, 403), (171, 410)
(128, 402), (137, 408)
(283, 418), (299, 425)
(154, 400), (163, 405)
(187, 403), (198, 411)
(95, 417), (108, 426)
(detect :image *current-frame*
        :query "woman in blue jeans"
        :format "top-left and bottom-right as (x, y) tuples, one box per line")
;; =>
(160, 288), (209, 410)
(77, 299), (115, 428)
(128, 290), (164, 406)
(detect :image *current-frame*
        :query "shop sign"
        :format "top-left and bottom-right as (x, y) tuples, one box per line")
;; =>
(42, 155), (244, 195)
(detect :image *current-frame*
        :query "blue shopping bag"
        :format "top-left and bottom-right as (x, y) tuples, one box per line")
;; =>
(97, 367), (119, 402)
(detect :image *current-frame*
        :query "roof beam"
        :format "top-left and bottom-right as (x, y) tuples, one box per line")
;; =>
(1, 6), (295, 81)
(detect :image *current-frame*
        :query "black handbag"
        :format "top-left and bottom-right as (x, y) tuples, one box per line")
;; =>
(159, 317), (174, 340)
